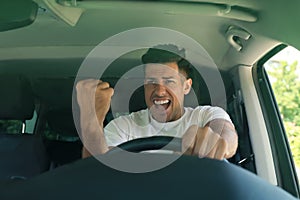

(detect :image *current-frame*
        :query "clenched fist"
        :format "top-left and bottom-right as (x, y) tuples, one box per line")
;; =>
(182, 120), (237, 160)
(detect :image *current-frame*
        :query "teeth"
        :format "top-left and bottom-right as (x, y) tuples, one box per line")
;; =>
(154, 100), (170, 105)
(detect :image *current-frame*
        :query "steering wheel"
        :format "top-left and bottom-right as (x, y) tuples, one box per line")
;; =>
(1, 138), (296, 200)
(108, 136), (182, 154)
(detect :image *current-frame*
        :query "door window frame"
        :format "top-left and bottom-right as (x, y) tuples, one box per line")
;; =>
(253, 44), (299, 197)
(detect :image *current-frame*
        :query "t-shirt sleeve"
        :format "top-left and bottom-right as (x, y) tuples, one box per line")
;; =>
(199, 106), (232, 127)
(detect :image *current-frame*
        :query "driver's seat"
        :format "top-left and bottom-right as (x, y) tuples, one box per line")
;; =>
(129, 86), (147, 113)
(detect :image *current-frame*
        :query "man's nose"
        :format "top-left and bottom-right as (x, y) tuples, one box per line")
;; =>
(154, 84), (167, 96)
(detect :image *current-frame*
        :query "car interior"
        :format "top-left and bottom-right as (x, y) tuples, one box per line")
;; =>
(0, 50), (255, 175)
(0, 0), (299, 199)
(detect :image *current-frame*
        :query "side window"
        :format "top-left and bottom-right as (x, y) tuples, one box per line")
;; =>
(0, 120), (23, 133)
(0, 111), (36, 134)
(264, 46), (300, 183)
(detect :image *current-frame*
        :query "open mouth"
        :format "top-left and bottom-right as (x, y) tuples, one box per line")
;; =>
(153, 99), (171, 110)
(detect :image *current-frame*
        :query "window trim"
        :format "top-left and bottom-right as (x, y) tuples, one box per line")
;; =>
(238, 65), (277, 185)
(253, 44), (299, 197)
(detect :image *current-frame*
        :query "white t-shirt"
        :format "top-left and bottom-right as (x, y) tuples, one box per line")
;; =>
(104, 106), (232, 147)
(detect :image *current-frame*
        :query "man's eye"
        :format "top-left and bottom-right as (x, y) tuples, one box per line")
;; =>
(145, 80), (156, 84)
(165, 80), (175, 84)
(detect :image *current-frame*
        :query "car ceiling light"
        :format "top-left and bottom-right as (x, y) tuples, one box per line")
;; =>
(42, 0), (84, 26)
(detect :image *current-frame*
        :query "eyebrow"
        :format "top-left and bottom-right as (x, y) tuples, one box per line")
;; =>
(145, 76), (176, 80)
(162, 76), (176, 79)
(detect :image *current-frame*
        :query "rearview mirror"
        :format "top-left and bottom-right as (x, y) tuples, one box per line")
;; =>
(0, 0), (38, 32)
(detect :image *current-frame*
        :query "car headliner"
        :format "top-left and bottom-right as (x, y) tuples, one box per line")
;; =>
(0, 0), (299, 72)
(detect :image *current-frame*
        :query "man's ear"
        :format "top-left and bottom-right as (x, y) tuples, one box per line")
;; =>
(184, 78), (192, 95)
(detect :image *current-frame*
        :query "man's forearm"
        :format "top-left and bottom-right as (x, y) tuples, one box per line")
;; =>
(76, 79), (114, 159)
(81, 129), (109, 158)
(80, 116), (109, 158)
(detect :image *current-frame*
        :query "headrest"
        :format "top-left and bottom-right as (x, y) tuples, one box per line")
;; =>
(129, 86), (147, 113)
(0, 75), (34, 120)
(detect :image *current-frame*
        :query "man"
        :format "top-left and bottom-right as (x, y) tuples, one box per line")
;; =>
(76, 44), (238, 160)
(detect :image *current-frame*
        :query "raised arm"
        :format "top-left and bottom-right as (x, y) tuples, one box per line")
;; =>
(76, 79), (114, 158)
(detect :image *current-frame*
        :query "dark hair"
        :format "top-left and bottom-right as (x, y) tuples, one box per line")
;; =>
(141, 44), (193, 79)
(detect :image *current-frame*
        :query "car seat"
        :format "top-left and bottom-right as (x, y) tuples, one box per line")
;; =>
(43, 108), (82, 166)
(0, 75), (50, 180)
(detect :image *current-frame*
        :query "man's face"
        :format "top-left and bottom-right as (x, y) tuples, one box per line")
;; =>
(144, 62), (192, 122)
